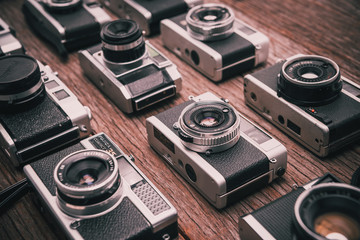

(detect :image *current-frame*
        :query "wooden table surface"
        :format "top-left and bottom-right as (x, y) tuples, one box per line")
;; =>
(0, 0), (359, 239)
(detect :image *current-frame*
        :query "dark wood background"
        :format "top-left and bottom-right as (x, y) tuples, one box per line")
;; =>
(0, 0), (359, 239)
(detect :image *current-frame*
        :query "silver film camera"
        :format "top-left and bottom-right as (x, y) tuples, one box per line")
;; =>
(0, 55), (92, 165)
(98, 0), (202, 36)
(146, 92), (287, 209)
(23, 0), (111, 56)
(244, 54), (360, 157)
(239, 173), (360, 240)
(23, 133), (178, 240)
(161, 3), (269, 82)
(0, 18), (25, 56)
(79, 19), (182, 113)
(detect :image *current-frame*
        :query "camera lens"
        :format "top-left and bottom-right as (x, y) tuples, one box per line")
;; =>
(101, 19), (145, 63)
(54, 150), (123, 217)
(0, 55), (45, 110)
(186, 4), (235, 41)
(278, 55), (342, 106)
(177, 100), (241, 153)
(293, 183), (360, 240)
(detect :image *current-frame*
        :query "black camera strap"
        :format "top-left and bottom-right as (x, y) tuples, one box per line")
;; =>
(0, 178), (29, 214)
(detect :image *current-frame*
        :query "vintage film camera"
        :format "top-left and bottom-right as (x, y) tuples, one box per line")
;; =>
(79, 19), (182, 113)
(0, 18), (25, 56)
(23, 133), (178, 240)
(23, 0), (111, 57)
(239, 173), (360, 240)
(0, 55), (92, 166)
(160, 3), (269, 82)
(146, 92), (287, 209)
(98, 0), (202, 36)
(244, 54), (360, 157)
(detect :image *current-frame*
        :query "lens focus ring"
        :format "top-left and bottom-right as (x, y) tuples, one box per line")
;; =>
(278, 55), (342, 106)
(186, 3), (235, 41)
(177, 100), (241, 153)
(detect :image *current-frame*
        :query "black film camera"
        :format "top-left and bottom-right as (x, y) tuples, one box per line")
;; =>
(239, 173), (360, 240)
(79, 19), (182, 113)
(0, 18), (25, 56)
(244, 54), (360, 157)
(23, 133), (178, 240)
(146, 92), (287, 209)
(98, 0), (202, 36)
(0, 55), (92, 165)
(161, 3), (269, 81)
(23, 0), (111, 57)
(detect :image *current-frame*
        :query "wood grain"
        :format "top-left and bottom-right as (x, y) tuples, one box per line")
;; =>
(0, 0), (359, 239)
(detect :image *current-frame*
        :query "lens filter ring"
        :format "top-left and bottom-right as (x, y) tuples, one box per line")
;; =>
(278, 55), (342, 106)
(293, 183), (360, 240)
(177, 100), (241, 153)
(54, 149), (123, 217)
(101, 19), (146, 63)
(186, 3), (235, 41)
(43, 0), (82, 11)
(0, 55), (45, 110)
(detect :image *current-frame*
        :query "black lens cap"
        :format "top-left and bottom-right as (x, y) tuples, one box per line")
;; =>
(101, 19), (142, 45)
(0, 55), (41, 95)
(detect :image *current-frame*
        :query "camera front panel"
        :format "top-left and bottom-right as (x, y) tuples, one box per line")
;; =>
(0, 18), (25, 56)
(23, 0), (111, 55)
(79, 41), (181, 113)
(147, 92), (285, 208)
(161, 12), (268, 81)
(24, 133), (178, 240)
(244, 58), (360, 157)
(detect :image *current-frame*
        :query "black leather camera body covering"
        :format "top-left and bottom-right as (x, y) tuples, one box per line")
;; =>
(22, 0), (111, 56)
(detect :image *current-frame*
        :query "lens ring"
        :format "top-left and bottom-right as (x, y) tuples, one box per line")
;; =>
(44, 0), (82, 10)
(293, 183), (360, 240)
(54, 149), (119, 198)
(178, 100), (241, 153)
(0, 55), (45, 109)
(186, 3), (235, 41)
(278, 55), (342, 106)
(101, 19), (146, 63)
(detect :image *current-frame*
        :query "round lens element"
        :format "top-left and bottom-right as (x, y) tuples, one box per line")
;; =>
(278, 55), (342, 106)
(293, 183), (360, 240)
(0, 55), (45, 110)
(54, 149), (123, 218)
(177, 100), (241, 153)
(186, 4), (235, 41)
(101, 19), (145, 63)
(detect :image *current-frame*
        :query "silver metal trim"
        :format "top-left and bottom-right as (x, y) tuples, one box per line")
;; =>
(102, 36), (143, 51)
(241, 215), (277, 240)
(0, 18), (24, 55)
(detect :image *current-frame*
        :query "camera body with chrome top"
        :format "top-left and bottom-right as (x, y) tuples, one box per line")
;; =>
(244, 54), (360, 157)
(0, 55), (92, 166)
(0, 18), (25, 56)
(99, 0), (202, 36)
(146, 92), (287, 209)
(23, 133), (178, 240)
(161, 3), (269, 82)
(79, 19), (182, 113)
(239, 173), (360, 240)
(23, 0), (111, 56)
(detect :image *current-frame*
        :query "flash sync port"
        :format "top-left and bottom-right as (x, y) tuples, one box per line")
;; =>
(191, 50), (200, 65)
(278, 115), (285, 124)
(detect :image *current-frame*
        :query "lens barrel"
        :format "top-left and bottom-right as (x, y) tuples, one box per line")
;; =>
(278, 55), (342, 106)
(0, 55), (45, 110)
(293, 183), (360, 240)
(43, 0), (82, 11)
(177, 100), (241, 153)
(54, 150), (122, 218)
(186, 4), (235, 41)
(101, 19), (146, 63)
